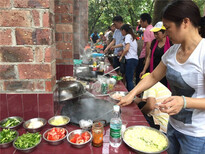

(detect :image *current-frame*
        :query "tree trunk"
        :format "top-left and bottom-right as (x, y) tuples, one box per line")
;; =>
(152, 0), (172, 25)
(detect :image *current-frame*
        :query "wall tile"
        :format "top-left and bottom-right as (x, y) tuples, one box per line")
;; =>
(39, 94), (54, 120)
(7, 94), (23, 117)
(0, 94), (8, 119)
(22, 94), (38, 120)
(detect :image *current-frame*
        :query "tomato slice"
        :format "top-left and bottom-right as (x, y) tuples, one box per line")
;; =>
(60, 128), (66, 135)
(81, 132), (90, 142)
(76, 136), (84, 144)
(70, 136), (76, 143)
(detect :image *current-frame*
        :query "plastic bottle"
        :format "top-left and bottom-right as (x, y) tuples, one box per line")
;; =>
(109, 105), (122, 147)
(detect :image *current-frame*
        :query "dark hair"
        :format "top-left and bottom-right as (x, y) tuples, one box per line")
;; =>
(107, 26), (111, 30)
(113, 16), (123, 22)
(140, 13), (152, 24)
(162, 0), (205, 38)
(120, 24), (136, 41)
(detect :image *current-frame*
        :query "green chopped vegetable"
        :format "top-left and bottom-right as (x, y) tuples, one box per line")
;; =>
(14, 132), (41, 149)
(1, 118), (21, 127)
(0, 129), (17, 144)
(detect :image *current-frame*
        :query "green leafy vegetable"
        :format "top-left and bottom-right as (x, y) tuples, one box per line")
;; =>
(1, 118), (21, 127)
(0, 129), (17, 144)
(14, 132), (41, 149)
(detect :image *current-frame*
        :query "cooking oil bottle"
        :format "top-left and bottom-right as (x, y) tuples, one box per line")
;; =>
(109, 105), (122, 147)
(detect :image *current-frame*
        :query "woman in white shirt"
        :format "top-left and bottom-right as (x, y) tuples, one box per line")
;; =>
(118, 1), (205, 153)
(111, 24), (138, 91)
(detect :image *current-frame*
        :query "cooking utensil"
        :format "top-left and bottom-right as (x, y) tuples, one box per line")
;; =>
(48, 115), (70, 127)
(57, 81), (86, 102)
(60, 97), (114, 125)
(109, 91), (128, 102)
(0, 116), (24, 130)
(67, 129), (92, 148)
(23, 118), (47, 133)
(103, 66), (120, 76)
(43, 127), (68, 146)
(0, 130), (19, 149)
(13, 135), (42, 153)
(123, 126), (169, 154)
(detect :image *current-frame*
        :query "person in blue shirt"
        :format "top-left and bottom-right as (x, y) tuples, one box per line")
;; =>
(90, 31), (100, 43)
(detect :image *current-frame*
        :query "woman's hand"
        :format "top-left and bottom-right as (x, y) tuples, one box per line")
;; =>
(139, 70), (146, 78)
(119, 56), (123, 62)
(110, 46), (115, 50)
(158, 96), (184, 115)
(117, 93), (135, 106)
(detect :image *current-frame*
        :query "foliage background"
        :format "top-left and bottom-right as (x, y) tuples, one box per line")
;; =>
(88, 0), (205, 35)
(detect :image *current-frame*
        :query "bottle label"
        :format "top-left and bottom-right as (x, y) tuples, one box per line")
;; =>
(110, 128), (121, 138)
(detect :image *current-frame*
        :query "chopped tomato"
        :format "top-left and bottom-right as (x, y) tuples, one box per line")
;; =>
(81, 131), (90, 142)
(76, 136), (84, 144)
(46, 127), (66, 141)
(69, 132), (90, 144)
(70, 137), (77, 143)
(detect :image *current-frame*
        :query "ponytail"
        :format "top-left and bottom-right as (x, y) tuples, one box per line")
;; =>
(120, 24), (136, 41)
(200, 16), (205, 38)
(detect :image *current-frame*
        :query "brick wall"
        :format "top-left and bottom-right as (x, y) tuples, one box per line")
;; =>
(0, 0), (56, 93)
(55, 0), (73, 64)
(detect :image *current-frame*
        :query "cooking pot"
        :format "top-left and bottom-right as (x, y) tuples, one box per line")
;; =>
(57, 81), (86, 102)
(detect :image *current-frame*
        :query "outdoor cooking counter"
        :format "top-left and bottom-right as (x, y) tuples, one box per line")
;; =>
(1, 59), (150, 154)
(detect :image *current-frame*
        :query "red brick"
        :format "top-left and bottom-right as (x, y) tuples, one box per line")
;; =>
(0, 29), (12, 45)
(16, 28), (51, 45)
(32, 10), (40, 27)
(0, 0), (11, 8)
(35, 47), (44, 62)
(56, 42), (72, 50)
(64, 33), (73, 42)
(55, 33), (63, 41)
(43, 11), (49, 27)
(59, 0), (73, 4)
(62, 51), (73, 59)
(55, 14), (61, 24)
(0, 65), (16, 80)
(45, 76), (56, 92)
(4, 81), (34, 91)
(0, 47), (33, 62)
(68, 4), (73, 14)
(0, 10), (32, 27)
(36, 29), (52, 45)
(18, 64), (52, 79)
(16, 28), (34, 45)
(14, 0), (49, 8)
(61, 14), (73, 23)
(55, 4), (69, 14)
(56, 50), (62, 59)
(45, 46), (55, 62)
(34, 81), (44, 91)
(56, 24), (73, 33)
(56, 58), (72, 64)
(45, 81), (52, 92)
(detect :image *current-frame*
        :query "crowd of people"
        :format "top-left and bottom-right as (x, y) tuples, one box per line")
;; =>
(90, 0), (205, 153)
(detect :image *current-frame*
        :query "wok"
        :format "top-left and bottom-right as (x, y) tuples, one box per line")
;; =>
(57, 81), (86, 102)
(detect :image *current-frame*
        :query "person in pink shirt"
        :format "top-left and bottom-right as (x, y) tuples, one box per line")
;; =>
(136, 13), (155, 85)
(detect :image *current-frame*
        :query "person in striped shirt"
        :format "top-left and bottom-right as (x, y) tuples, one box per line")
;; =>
(135, 73), (171, 133)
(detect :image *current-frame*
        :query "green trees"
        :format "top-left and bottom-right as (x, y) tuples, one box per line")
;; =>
(88, 0), (205, 35)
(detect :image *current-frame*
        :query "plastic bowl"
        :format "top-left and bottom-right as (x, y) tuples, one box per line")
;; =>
(67, 129), (92, 148)
(23, 118), (47, 133)
(48, 115), (70, 127)
(0, 116), (24, 130)
(0, 129), (19, 149)
(13, 135), (42, 153)
(43, 127), (68, 145)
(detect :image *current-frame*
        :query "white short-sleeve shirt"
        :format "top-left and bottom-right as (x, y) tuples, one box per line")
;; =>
(161, 38), (205, 137)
